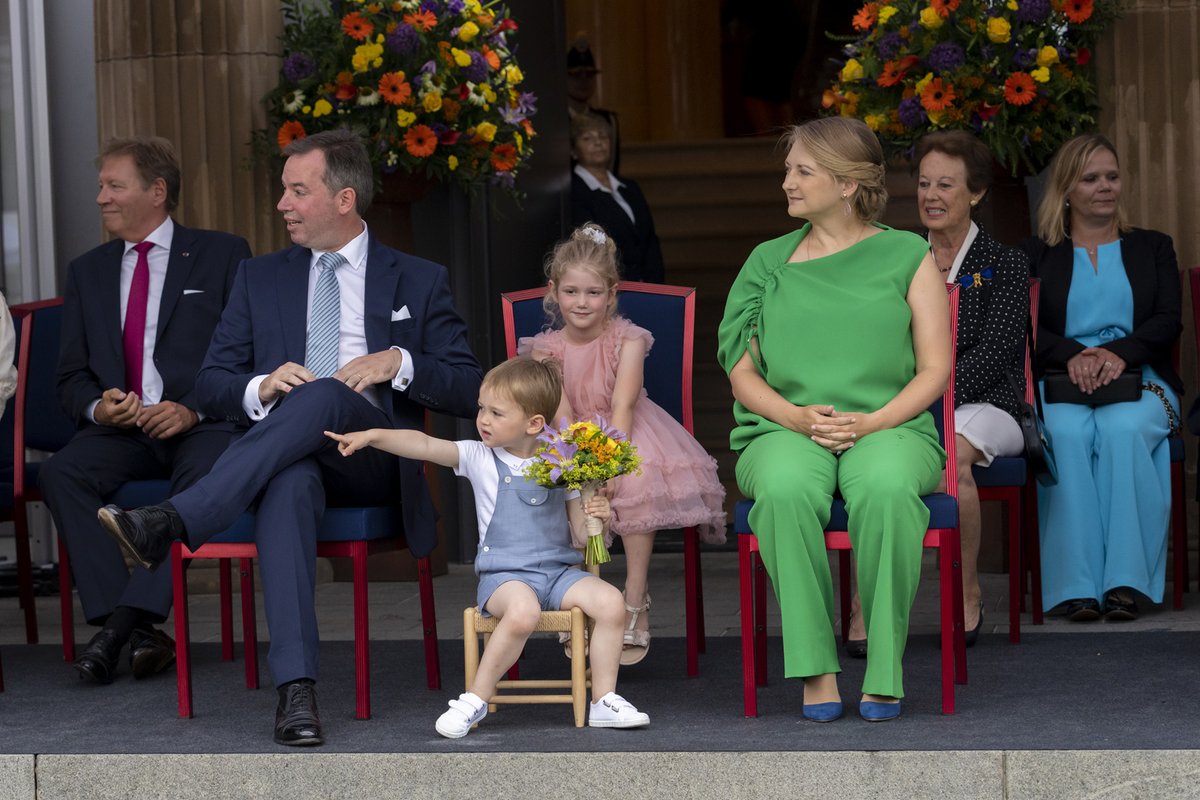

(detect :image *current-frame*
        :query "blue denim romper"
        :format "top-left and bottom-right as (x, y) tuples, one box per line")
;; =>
(475, 451), (588, 615)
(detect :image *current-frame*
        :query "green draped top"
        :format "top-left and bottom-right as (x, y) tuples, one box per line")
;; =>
(717, 223), (943, 455)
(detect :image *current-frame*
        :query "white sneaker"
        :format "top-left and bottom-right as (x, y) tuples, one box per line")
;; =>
(435, 692), (487, 739)
(588, 692), (649, 728)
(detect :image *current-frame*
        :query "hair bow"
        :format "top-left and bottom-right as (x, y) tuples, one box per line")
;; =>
(959, 266), (994, 289)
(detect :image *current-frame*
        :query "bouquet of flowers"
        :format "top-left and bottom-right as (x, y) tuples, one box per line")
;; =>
(255, 0), (537, 194)
(824, 0), (1120, 174)
(524, 419), (642, 566)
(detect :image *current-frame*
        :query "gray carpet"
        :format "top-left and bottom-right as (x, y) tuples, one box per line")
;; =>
(2, 632), (1198, 753)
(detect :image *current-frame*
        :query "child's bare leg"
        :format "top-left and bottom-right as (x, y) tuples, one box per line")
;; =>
(560, 576), (624, 698)
(619, 530), (655, 636)
(471, 581), (542, 701)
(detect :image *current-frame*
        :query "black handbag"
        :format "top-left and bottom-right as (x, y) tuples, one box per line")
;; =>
(1006, 370), (1057, 487)
(1043, 367), (1142, 405)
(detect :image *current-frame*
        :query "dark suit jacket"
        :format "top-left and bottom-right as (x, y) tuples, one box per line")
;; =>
(952, 226), (1030, 419)
(1020, 228), (1182, 394)
(56, 222), (251, 427)
(194, 235), (482, 556)
(571, 172), (665, 284)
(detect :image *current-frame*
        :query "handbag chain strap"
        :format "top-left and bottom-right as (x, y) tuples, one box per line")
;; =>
(1142, 380), (1182, 436)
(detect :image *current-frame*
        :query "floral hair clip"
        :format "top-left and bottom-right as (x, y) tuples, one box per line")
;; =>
(581, 226), (607, 245)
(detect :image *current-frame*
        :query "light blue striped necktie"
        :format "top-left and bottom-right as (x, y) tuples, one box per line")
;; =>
(305, 251), (346, 378)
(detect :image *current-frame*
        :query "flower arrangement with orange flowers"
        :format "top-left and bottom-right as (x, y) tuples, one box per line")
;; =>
(524, 419), (642, 565)
(824, 0), (1120, 174)
(256, 0), (537, 194)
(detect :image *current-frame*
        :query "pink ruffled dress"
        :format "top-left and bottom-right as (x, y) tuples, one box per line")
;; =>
(519, 317), (727, 543)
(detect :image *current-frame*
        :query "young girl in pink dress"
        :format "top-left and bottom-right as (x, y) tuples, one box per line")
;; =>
(519, 223), (727, 665)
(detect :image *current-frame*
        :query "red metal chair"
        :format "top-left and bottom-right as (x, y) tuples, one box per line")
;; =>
(972, 278), (1043, 639)
(501, 281), (709, 677)
(736, 285), (967, 716)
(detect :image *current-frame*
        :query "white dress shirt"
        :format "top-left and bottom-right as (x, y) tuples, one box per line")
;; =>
(87, 216), (174, 423)
(573, 164), (635, 223)
(243, 224), (414, 419)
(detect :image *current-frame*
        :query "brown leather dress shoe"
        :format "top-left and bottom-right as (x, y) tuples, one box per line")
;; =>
(129, 628), (176, 679)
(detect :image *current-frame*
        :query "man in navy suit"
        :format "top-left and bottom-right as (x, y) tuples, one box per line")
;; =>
(100, 129), (482, 746)
(39, 137), (250, 685)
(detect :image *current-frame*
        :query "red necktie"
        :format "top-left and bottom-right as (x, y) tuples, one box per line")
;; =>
(123, 241), (154, 397)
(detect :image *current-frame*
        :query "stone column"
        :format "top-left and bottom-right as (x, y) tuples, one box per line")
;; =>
(94, 0), (286, 255)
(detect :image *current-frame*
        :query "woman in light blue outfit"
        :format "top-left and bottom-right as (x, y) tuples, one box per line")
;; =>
(1022, 134), (1182, 622)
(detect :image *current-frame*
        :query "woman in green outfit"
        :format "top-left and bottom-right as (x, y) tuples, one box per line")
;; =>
(718, 117), (951, 722)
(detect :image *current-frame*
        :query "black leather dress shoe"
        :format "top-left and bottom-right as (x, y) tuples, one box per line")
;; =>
(843, 638), (867, 659)
(129, 628), (176, 679)
(75, 628), (124, 685)
(274, 682), (324, 746)
(97, 503), (185, 570)
(1065, 598), (1102, 622)
(1103, 590), (1139, 621)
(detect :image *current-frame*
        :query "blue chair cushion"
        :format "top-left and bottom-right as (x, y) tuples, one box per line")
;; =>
(972, 456), (1027, 487)
(735, 495), (958, 535)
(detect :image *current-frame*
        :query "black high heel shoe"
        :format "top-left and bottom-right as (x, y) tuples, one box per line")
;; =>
(964, 604), (984, 647)
(843, 638), (867, 659)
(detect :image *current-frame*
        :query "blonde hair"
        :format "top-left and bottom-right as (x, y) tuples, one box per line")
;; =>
(482, 358), (562, 424)
(781, 118), (888, 221)
(1036, 133), (1131, 246)
(542, 223), (620, 325)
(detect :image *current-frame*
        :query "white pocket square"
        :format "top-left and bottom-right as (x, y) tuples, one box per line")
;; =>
(182, 289), (205, 295)
(391, 306), (411, 321)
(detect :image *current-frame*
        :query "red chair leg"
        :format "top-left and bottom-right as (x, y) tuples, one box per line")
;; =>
(1006, 490), (1021, 643)
(1171, 462), (1185, 610)
(693, 529), (706, 653)
(950, 530), (968, 687)
(239, 557), (258, 689)
(219, 558), (234, 661)
(58, 540), (74, 662)
(738, 534), (758, 717)
(684, 525), (701, 677)
(417, 555), (441, 690)
(13, 502), (39, 645)
(350, 542), (371, 720)
(172, 544), (193, 718)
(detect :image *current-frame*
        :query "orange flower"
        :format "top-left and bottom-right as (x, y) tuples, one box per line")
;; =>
(920, 78), (956, 112)
(930, 0), (960, 17)
(877, 60), (907, 87)
(520, 119), (536, 138)
(378, 72), (412, 105)
(481, 45), (501, 71)
(404, 125), (438, 157)
(490, 143), (518, 172)
(851, 2), (878, 31)
(1063, 0), (1094, 23)
(1003, 72), (1037, 105)
(341, 11), (373, 41)
(277, 120), (306, 150)
(404, 10), (437, 32)
(441, 97), (461, 121)
(335, 71), (357, 101)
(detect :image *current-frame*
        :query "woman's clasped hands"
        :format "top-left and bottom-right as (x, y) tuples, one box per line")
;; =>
(1066, 346), (1127, 394)
(790, 404), (877, 455)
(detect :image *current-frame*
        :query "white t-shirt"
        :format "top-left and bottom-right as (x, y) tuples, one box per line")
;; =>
(454, 439), (578, 545)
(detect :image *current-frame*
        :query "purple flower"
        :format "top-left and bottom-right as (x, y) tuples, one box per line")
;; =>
(462, 51), (489, 83)
(282, 53), (316, 84)
(446, 0), (465, 13)
(1015, 0), (1051, 22)
(898, 96), (927, 129)
(386, 24), (420, 56)
(1012, 48), (1037, 69)
(420, 60), (439, 75)
(516, 91), (537, 115)
(420, 0), (442, 14)
(490, 171), (516, 190)
(877, 32), (903, 61)
(927, 42), (965, 73)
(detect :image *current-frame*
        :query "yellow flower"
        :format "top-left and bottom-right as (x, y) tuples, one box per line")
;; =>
(451, 47), (472, 67)
(840, 58), (864, 82)
(514, 131), (524, 153)
(1031, 66), (1050, 83)
(465, 0), (482, 12)
(396, 108), (417, 127)
(447, 155), (458, 170)
(877, 5), (898, 23)
(914, 72), (934, 94)
(312, 99), (333, 118)
(503, 65), (524, 86)
(864, 113), (887, 131)
(1007, 0), (1018, 9)
(301, 105), (312, 114)
(458, 21), (479, 41)
(919, 7), (944, 29)
(352, 42), (384, 73)
(422, 92), (443, 112)
(480, 83), (497, 103)
(1037, 46), (1060, 67)
(986, 17), (1011, 43)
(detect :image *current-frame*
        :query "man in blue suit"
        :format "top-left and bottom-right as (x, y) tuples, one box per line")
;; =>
(40, 137), (250, 685)
(100, 129), (483, 746)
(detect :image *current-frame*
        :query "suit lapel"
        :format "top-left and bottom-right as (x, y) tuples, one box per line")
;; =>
(155, 224), (197, 343)
(363, 236), (401, 354)
(281, 247), (312, 363)
(98, 240), (127, 363)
